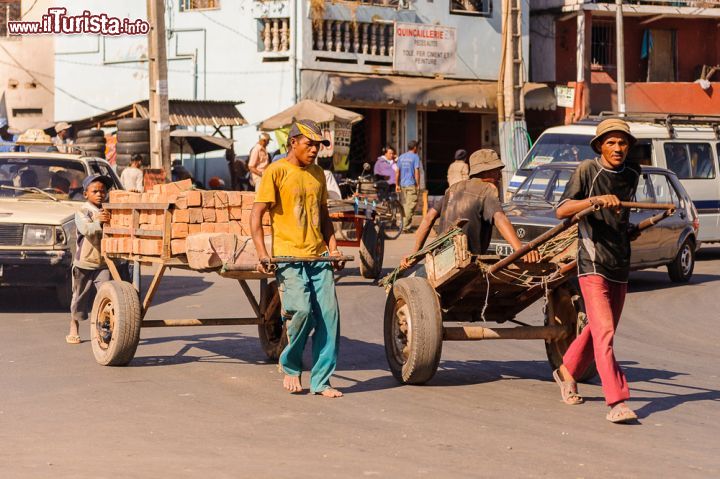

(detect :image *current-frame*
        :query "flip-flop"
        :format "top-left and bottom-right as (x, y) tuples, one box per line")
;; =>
(65, 335), (81, 344)
(607, 403), (638, 424)
(553, 369), (584, 405)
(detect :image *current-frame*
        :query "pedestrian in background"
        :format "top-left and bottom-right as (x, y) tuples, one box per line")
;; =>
(553, 118), (641, 424)
(120, 153), (144, 192)
(447, 148), (469, 187)
(53, 122), (74, 153)
(395, 140), (421, 233)
(248, 132), (271, 191)
(67, 174), (113, 344)
(374, 145), (398, 185)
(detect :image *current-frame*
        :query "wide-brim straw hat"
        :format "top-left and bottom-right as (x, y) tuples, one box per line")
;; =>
(590, 118), (637, 154)
(469, 149), (504, 176)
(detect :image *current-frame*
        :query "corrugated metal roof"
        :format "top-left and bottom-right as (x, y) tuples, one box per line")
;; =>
(135, 99), (247, 127)
(68, 99), (246, 130)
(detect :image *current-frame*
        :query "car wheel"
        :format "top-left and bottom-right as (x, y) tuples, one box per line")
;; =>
(667, 238), (695, 283)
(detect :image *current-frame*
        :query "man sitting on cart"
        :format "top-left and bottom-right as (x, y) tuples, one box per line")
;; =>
(251, 119), (345, 398)
(552, 118), (641, 424)
(401, 149), (539, 268)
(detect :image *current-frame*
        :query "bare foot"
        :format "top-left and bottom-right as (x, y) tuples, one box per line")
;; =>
(317, 387), (343, 398)
(283, 374), (302, 393)
(68, 319), (79, 338)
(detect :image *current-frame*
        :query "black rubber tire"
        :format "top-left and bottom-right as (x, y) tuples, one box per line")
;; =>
(116, 153), (150, 166)
(544, 283), (597, 383)
(74, 141), (106, 150)
(384, 277), (443, 384)
(116, 141), (150, 155)
(56, 275), (72, 309)
(75, 136), (106, 145)
(257, 281), (287, 361)
(117, 118), (149, 131)
(359, 220), (385, 280)
(117, 130), (149, 143)
(381, 200), (404, 240)
(76, 128), (105, 139)
(667, 238), (695, 283)
(90, 280), (142, 366)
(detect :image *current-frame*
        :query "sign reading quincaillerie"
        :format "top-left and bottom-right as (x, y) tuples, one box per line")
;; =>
(393, 23), (457, 75)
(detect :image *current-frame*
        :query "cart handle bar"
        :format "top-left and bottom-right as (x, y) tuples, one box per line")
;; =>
(487, 201), (674, 275)
(222, 255), (355, 273)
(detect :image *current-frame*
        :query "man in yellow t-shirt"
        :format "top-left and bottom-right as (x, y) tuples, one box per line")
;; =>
(251, 119), (344, 398)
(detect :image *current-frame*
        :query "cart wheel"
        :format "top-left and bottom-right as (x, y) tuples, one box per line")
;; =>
(258, 280), (287, 361)
(90, 280), (142, 367)
(544, 284), (597, 382)
(360, 220), (385, 280)
(384, 277), (443, 384)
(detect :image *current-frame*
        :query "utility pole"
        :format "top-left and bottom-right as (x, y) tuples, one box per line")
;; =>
(147, 0), (171, 176)
(615, 0), (626, 114)
(497, 0), (528, 193)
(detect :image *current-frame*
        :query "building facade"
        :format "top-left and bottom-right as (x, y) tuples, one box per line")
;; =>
(531, 0), (720, 128)
(52, 0), (553, 193)
(1, 0), (54, 131)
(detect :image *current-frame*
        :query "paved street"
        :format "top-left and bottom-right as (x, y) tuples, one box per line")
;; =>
(1, 236), (718, 478)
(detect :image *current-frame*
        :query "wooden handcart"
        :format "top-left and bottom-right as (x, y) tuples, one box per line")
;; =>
(329, 198), (385, 280)
(382, 202), (676, 385)
(92, 201), (352, 366)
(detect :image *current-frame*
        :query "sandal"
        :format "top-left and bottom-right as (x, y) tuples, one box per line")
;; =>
(606, 403), (638, 424)
(65, 335), (81, 344)
(553, 369), (584, 405)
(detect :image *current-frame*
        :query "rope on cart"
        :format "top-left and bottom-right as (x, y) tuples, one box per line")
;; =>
(379, 227), (465, 289)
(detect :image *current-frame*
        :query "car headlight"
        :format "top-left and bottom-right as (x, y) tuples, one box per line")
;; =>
(23, 225), (55, 246)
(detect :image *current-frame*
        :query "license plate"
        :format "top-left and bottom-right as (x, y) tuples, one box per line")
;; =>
(495, 245), (514, 257)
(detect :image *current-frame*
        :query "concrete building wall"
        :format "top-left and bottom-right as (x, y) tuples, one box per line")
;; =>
(303, 0), (529, 81)
(0, 0), (54, 131)
(54, 0), (294, 154)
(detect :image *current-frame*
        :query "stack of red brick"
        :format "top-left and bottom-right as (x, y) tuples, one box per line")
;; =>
(102, 179), (271, 257)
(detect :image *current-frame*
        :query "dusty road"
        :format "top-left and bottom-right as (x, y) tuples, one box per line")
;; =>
(1, 236), (718, 478)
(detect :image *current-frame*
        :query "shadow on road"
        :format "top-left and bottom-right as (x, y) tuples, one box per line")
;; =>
(620, 362), (720, 418)
(696, 246), (720, 261)
(628, 270), (720, 292)
(0, 287), (66, 312)
(137, 273), (214, 308)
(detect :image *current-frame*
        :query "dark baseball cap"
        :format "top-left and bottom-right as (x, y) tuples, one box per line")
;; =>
(454, 149), (467, 161)
(288, 119), (330, 146)
(82, 174), (113, 191)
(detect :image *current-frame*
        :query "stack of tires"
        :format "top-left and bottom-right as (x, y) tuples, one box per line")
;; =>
(75, 129), (106, 158)
(115, 118), (150, 170)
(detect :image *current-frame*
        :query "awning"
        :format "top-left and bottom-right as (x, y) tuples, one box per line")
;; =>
(170, 130), (234, 155)
(259, 99), (363, 130)
(301, 71), (556, 111)
(69, 99), (247, 131)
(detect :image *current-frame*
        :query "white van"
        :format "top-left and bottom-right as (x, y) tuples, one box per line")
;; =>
(509, 114), (720, 243)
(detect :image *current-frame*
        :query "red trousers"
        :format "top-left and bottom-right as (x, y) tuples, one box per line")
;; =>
(563, 274), (630, 405)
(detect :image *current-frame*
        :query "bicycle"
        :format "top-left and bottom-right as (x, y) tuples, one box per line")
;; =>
(337, 164), (405, 240)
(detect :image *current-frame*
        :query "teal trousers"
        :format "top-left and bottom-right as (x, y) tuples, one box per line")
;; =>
(276, 260), (340, 393)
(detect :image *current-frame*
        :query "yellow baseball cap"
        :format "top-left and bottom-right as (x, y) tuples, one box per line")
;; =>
(288, 119), (330, 146)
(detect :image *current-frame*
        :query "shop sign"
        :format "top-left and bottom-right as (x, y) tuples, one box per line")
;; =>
(393, 23), (457, 75)
(555, 85), (575, 108)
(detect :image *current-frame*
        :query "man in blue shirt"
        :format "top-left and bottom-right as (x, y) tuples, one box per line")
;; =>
(395, 140), (421, 232)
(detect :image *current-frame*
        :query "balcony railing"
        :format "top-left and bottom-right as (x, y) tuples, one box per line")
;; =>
(312, 20), (394, 59)
(259, 17), (291, 54)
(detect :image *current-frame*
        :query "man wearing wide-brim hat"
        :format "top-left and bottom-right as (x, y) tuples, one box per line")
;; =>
(401, 148), (540, 268)
(553, 118), (641, 424)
